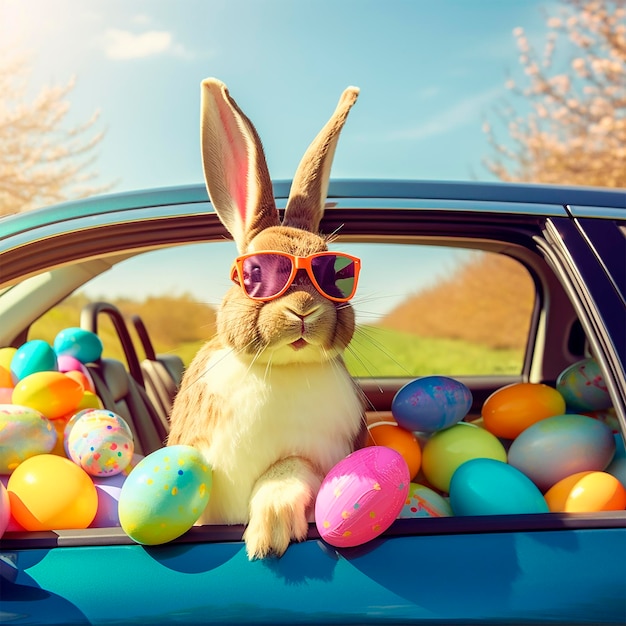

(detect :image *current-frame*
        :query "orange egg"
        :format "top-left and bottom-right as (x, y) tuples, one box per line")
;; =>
(366, 422), (421, 479)
(0, 365), (13, 388)
(545, 471), (626, 513)
(482, 382), (566, 439)
(64, 369), (96, 394)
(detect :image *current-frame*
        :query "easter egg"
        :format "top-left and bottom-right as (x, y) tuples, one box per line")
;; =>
(54, 328), (103, 364)
(66, 409), (134, 477)
(118, 445), (212, 545)
(0, 388), (12, 403)
(75, 390), (104, 411)
(585, 408), (619, 433)
(398, 482), (453, 518)
(545, 471), (626, 512)
(366, 422), (421, 479)
(0, 480), (10, 537)
(0, 348), (17, 372)
(90, 471), (127, 527)
(11, 371), (84, 420)
(606, 434), (626, 489)
(57, 354), (90, 375)
(392, 376), (473, 433)
(0, 404), (57, 473)
(315, 446), (410, 548)
(449, 458), (549, 516)
(10, 340), (57, 383)
(0, 365), (12, 388)
(7, 454), (98, 530)
(64, 370), (96, 394)
(508, 414), (616, 492)
(482, 382), (566, 440)
(556, 358), (612, 412)
(421, 422), (507, 493)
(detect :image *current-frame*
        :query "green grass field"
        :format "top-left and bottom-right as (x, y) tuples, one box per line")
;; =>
(346, 325), (523, 377)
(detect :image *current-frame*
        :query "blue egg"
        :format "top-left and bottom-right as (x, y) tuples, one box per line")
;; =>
(508, 414), (616, 492)
(10, 340), (57, 382)
(392, 375), (473, 433)
(450, 458), (549, 516)
(53, 328), (103, 364)
(556, 357), (612, 412)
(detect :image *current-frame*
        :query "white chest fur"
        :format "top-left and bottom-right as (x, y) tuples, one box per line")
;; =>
(196, 348), (363, 524)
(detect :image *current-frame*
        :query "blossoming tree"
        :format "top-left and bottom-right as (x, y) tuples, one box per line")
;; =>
(484, 0), (626, 188)
(0, 55), (108, 216)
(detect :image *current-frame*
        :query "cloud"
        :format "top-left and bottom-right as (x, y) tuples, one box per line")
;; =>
(384, 86), (503, 142)
(102, 28), (193, 60)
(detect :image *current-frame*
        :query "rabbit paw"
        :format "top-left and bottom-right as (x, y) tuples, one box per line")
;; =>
(244, 458), (321, 560)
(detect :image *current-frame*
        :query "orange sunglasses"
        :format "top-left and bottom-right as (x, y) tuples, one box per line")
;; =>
(230, 251), (361, 302)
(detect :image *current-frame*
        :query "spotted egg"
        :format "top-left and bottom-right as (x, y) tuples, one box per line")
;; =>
(0, 404), (57, 473)
(118, 445), (212, 545)
(315, 446), (410, 548)
(556, 357), (612, 412)
(65, 409), (134, 477)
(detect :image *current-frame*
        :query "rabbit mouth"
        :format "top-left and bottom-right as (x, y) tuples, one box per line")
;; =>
(290, 338), (309, 351)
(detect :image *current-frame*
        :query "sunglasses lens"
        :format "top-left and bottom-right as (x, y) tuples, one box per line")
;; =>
(241, 254), (292, 299)
(311, 255), (357, 300)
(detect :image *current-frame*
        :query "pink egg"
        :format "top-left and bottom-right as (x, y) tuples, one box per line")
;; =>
(315, 446), (410, 548)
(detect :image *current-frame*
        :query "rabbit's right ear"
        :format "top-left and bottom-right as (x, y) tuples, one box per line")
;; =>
(200, 79), (280, 252)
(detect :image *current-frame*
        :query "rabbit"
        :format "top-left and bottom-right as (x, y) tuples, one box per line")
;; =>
(167, 78), (366, 559)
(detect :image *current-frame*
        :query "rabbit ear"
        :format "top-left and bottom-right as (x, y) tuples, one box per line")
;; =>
(200, 78), (279, 252)
(282, 87), (359, 232)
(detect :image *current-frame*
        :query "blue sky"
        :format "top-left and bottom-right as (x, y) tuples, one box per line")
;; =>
(2, 0), (554, 193)
(1, 1), (554, 311)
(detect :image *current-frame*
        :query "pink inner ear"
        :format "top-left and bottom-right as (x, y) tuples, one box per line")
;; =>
(217, 98), (250, 228)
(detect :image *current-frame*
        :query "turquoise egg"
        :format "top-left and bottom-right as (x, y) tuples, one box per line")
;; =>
(556, 358), (612, 412)
(508, 414), (615, 492)
(53, 328), (103, 364)
(118, 445), (212, 544)
(449, 458), (548, 516)
(10, 340), (57, 383)
(0, 404), (57, 473)
(392, 375), (473, 433)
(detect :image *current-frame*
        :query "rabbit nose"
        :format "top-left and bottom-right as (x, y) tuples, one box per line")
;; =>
(288, 304), (322, 320)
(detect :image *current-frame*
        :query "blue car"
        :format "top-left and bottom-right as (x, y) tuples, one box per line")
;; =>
(0, 179), (625, 624)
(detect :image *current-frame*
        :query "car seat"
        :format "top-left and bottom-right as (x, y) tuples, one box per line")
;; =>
(80, 302), (168, 455)
(130, 314), (184, 426)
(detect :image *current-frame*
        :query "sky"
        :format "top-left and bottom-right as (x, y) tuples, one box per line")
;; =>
(1, 0), (555, 311)
(1, 0), (555, 194)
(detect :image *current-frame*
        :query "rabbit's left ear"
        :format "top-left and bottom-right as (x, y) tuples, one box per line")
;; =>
(283, 87), (359, 233)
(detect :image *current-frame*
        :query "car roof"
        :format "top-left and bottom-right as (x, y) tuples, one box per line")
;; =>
(1, 179), (624, 242)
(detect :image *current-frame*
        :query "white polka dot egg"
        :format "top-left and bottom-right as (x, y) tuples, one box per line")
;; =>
(118, 445), (212, 545)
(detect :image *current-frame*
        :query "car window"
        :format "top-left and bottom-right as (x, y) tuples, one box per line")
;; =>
(30, 241), (535, 379)
(339, 243), (535, 378)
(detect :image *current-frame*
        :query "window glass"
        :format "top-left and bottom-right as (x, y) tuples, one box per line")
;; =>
(30, 241), (535, 378)
(339, 243), (535, 377)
